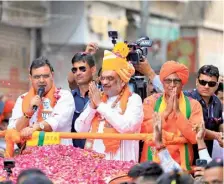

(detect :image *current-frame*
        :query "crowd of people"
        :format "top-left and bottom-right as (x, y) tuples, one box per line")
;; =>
(0, 41), (223, 184)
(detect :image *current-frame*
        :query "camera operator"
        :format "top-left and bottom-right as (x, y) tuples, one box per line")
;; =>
(133, 57), (163, 94)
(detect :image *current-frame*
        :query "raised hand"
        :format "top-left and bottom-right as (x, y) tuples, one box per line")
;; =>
(88, 90), (97, 109)
(196, 120), (206, 141)
(193, 119), (207, 150)
(173, 87), (180, 113)
(134, 57), (153, 77)
(89, 81), (101, 108)
(85, 43), (98, 55)
(153, 112), (162, 145)
(163, 89), (174, 120)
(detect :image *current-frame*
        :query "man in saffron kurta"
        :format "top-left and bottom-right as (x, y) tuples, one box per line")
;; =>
(75, 42), (143, 161)
(141, 61), (203, 171)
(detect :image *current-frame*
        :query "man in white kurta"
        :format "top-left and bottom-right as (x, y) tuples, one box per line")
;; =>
(75, 43), (143, 162)
(8, 57), (75, 145)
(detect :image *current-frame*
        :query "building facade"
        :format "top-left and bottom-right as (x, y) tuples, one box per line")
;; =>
(0, 1), (223, 98)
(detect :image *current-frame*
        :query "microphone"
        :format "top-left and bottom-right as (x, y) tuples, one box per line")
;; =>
(33, 86), (45, 111)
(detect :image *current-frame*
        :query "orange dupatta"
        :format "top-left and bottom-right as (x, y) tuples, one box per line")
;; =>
(22, 84), (57, 122)
(88, 85), (131, 154)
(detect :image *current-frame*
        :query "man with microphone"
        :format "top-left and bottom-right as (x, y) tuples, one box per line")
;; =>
(8, 56), (75, 145)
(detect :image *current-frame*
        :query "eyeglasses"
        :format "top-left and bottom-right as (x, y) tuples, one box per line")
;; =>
(71, 66), (86, 73)
(163, 78), (182, 85)
(32, 74), (50, 80)
(198, 79), (217, 87)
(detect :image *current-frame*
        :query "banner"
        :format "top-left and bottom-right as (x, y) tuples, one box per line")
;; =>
(167, 37), (197, 72)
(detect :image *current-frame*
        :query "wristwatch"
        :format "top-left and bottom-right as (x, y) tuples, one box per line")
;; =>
(39, 123), (45, 130)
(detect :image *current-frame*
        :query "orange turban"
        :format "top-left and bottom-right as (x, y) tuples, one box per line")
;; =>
(102, 42), (135, 83)
(160, 60), (189, 85)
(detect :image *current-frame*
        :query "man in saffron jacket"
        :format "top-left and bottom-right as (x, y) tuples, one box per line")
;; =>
(141, 61), (203, 171)
(75, 42), (143, 161)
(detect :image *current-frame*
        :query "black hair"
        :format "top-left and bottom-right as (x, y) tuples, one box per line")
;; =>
(128, 164), (143, 178)
(140, 162), (164, 181)
(128, 161), (163, 180)
(205, 158), (223, 169)
(29, 56), (54, 75)
(17, 168), (46, 183)
(215, 82), (223, 95)
(198, 65), (219, 81)
(22, 175), (53, 184)
(71, 52), (95, 67)
(157, 170), (194, 184)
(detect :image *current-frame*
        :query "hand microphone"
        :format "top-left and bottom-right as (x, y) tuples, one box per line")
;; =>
(33, 86), (45, 111)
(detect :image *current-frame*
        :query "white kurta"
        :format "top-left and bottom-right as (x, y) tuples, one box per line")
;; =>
(75, 93), (143, 162)
(8, 89), (75, 145)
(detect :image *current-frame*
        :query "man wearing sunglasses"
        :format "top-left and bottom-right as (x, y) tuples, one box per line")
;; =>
(75, 42), (143, 161)
(184, 65), (223, 164)
(141, 61), (203, 171)
(7, 57), (75, 145)
(67, 43), (98, 90)
(70, 43), (98, 148)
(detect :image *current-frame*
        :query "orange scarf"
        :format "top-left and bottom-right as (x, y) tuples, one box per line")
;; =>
(22, 84), (57, 122)
(89, 85), (131, 154)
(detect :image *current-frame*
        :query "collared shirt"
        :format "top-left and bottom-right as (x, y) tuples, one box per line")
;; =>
(184, 89), (223, 131)
(184, 89), (223, 157)
(71, 88), (89, 148)
(8, 89), (75, 145)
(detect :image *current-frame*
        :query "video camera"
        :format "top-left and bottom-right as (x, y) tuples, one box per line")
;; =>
(108, 31), (153, 100)
(108, 31), (153, 65)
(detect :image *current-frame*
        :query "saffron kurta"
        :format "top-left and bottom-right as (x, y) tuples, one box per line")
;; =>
(141, 93), (203, 170)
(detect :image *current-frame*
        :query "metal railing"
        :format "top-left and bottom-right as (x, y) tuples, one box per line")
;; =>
(0, 129), (189, 158)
